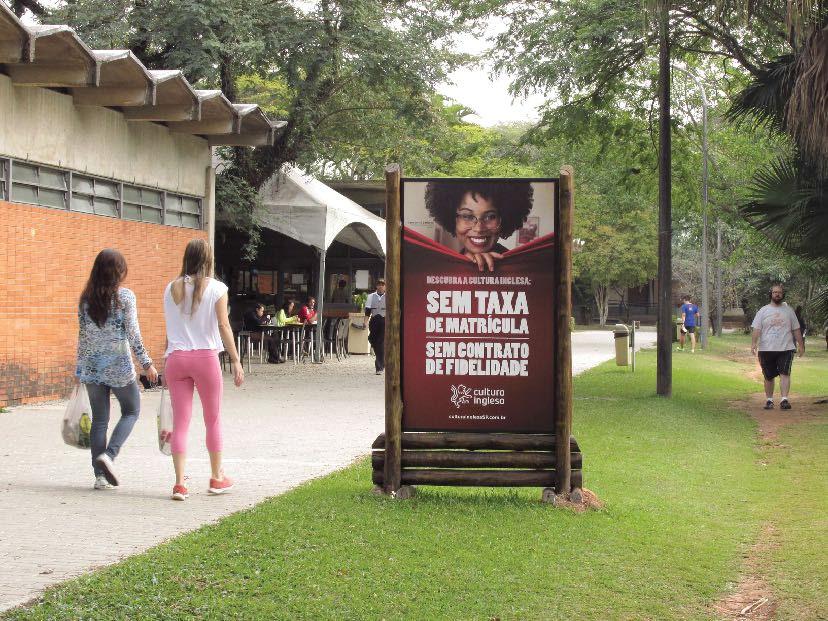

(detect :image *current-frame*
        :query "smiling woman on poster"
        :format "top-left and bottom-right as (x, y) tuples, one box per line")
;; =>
(424, 181), (534, 272)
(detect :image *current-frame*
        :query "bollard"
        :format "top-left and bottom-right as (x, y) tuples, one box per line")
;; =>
(614, 323), (630, 366)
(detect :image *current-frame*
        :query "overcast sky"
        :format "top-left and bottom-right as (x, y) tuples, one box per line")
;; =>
(438, 27), (547, 127)
(440, 66), (546, 127)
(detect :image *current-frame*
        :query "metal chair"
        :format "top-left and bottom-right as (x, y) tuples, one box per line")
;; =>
(322, 317), (339, 360)
(235, 330), (252, 373)
(335, 318), (349, 360)
(279, 325), (302, 366)
(299, 324), (316, 363)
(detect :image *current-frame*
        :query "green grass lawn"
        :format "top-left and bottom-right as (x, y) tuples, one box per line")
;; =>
(5, 335), (826, 620)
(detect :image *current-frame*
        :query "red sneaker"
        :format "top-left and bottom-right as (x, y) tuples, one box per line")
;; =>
(208, 475), (234, 495)
(172, 484), (189, 501)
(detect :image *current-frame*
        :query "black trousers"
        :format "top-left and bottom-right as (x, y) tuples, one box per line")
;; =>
(368, 314), (385, 371)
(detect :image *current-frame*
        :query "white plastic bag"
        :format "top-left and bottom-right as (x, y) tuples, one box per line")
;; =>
(62, 384), (93, 449)
(157, 387), (173, 456)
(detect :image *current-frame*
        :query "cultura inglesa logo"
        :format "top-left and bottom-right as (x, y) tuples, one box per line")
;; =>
(450, 384), (472, 408)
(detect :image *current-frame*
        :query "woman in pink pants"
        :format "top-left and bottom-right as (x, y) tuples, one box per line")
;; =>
(163, 239), (244, 501)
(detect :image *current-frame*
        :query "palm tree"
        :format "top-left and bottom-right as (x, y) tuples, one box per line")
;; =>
(726, 6), (828, 323)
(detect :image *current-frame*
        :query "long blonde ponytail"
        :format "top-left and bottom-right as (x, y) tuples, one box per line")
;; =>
(172, 238), (214, 314)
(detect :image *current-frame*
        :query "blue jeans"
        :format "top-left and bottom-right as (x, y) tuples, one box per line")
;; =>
(85, 381), (141, 477)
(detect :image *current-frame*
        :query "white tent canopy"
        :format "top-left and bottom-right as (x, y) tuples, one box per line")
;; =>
(256, 166), (385, 361)
(257, 166), (386, 257)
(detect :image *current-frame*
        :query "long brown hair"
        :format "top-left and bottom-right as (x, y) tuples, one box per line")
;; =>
(80, 249), (128, 327)
(171, 238), (214, 314)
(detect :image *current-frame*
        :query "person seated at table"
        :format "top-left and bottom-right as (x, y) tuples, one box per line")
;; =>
(267, 300), (301, 364)
(240, 302), (270, 358)
(298, 297), (317, 324)
(243, 303), (269, 331)
(276, 300), (301, 327)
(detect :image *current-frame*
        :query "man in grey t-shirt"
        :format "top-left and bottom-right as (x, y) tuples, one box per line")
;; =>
(751, 284), (805, 410)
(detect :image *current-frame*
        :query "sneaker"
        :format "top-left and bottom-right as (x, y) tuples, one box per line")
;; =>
(94, 475), (112, 490)
(208, 475), (234, 495)
(95, 453), (120, 487)
(375, 370), (382, 375)
(763, 399), (774, 410)
(780, 399), (792, 410)
(172, 484), (189, 501)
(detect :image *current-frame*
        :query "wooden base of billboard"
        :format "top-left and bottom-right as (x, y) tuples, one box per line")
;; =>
(372, 484), (416, 499)
(372, 432), (582, 494)
(541, 486), (584, 505)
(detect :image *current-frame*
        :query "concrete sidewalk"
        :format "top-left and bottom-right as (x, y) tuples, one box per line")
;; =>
(0, 330), (653, 611)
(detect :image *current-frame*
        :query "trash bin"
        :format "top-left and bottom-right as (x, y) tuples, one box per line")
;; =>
(675, 318), (683, 342)
(347, 312), (371, 354)
(614, 323), (630, 366)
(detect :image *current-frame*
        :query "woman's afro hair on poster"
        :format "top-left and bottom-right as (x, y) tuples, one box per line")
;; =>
(424, 181), (534, 238)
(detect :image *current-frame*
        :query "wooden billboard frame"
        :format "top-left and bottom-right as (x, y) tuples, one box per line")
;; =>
(377, 164), (578, 502)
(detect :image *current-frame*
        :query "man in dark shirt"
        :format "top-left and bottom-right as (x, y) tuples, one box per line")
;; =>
(242, 303), (273, 361)
(243, 303), (268, 332)
(365, 279), (386, 375)
(678, 295), (700, 353)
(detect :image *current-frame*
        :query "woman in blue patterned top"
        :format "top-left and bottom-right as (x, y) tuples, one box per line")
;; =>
(76, 249), (158, 490)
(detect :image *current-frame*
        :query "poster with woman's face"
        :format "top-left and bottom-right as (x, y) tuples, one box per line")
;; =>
(400, 179), (558, 433)
(403, 180), (556, 256)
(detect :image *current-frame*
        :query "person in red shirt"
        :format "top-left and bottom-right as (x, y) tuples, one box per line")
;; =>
(298, 297), (317, 324)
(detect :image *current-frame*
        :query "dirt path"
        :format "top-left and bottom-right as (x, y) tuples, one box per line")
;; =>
(744, 395), (825, 442)
(714, 369), (826, 619)
(713, 524), (779, 620)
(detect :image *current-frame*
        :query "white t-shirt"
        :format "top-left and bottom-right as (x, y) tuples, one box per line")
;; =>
(365, 291), (386, 318)
(164, 277), (229, 355)
(751, 303), (799, 351)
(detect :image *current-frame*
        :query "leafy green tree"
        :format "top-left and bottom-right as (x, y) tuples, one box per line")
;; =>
(43, 0), (469, 255)
(6, 0), (46, 17)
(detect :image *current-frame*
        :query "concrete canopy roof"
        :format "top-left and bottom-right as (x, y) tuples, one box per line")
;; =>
(6, 24), (98, 87)
(72, 50), (155, 106)
(0, 7), (281, 146)
(125, 70), (200, 122)
(208, 105), (287, 146)
(167, 89), (237, 135)
(0, 3), (28, 64)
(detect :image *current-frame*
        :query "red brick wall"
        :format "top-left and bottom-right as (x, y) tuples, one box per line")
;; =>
(0, 201), (208, 407)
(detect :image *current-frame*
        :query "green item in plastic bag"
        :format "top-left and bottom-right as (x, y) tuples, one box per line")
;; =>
(62, 384), (94, 450)
(78, 412), (92, 448)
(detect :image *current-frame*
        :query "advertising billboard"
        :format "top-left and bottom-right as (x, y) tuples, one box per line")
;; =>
(401, 179), (558, 432)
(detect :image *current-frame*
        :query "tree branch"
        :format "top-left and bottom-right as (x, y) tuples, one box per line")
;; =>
(12, 0), (47, 17)
(675, 7), (763, 77)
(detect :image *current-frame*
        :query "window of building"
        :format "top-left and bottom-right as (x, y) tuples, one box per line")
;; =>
(166, 193), (202, 229)
(0, 159), (9, 201)
(71, 175), (119, 217)
(122, 186), (164, 224)
(233, 269), (277, 296)
(10, 161), (68, 209)
(0, 155), (204, 230)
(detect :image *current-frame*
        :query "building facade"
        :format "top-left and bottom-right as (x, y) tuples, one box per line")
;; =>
(0, 7), (278, 406)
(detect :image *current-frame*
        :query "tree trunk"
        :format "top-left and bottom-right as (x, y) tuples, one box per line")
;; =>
(657, 0), (673, 397)
(715, 218), (723, 336)
(593, 283), (609, 326)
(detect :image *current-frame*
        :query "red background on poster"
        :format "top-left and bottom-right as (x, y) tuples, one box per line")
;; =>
(402, 228), (557, 432)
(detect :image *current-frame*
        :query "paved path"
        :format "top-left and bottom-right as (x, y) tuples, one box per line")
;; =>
(0, 329), (654, 611)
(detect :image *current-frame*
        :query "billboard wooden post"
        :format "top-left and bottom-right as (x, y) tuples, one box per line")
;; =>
(552, 166), (577, 502)
(372, 172), (583, 505)
(382, 163), (405, 497)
